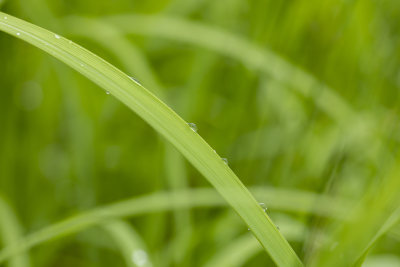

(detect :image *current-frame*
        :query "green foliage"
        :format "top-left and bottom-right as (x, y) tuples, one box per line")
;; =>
(0, 0), (400, 266)
(0, 10), (301, 267)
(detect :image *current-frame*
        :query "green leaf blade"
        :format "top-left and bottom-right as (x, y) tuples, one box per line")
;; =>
(0, 12), (302, 267)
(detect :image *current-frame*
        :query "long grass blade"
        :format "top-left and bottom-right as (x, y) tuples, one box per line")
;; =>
(0, 12), (302, 266)
(0, 186), (349, 264)
(353, 207), (400, 266)
(64, 15), (353, 123)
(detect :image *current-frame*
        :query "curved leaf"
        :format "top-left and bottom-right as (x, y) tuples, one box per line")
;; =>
(0, 12), (302, 266)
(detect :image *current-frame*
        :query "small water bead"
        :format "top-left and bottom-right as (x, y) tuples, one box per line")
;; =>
(188, 123), (198, 132)
(222, 158), (229, 165)
(259, 202), (268, 212)
(54, 34), (61, 39)
(16, 32), (20, 36)
(130, 76), (142, 85)
(4, 16), (7, 20)
(247, 204), (268, 231)
(105, 91), (110, 95)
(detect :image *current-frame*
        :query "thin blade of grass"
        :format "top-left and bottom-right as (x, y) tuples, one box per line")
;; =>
(0, 12), (302, 266)
(309, 163), (400, 267)
(0, 196), (30, 267)
(60, 18), (164, 97)
(59, 15), (195, 264)
(0, 186), (350, 264)
(203, 234), (261, 267)
(68, 14), (352, 122)
(100, 220), (153, 267)
(204, 217), (308, 267)
(353, 207), (400, 267)
(64, 16), (393, 171)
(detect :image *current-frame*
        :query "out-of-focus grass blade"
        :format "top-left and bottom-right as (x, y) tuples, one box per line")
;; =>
(64, 16), (391, 170)
(164, 144), (192, 264)
(204, 234), (261, 267)
(0, 186), (350, 264)
(309, 163), (400, 267)
(362, 254), (400, 267)
(101, 220), (153, 267)
(0, 12), (302, 266)
(60, 18), (164, 97)
(353, 207), (400, 267)
(0, 197), (30, 267)
(59, 15), (194, 266)
(204, 217), (308, 267)
(63, 15), (352, 123)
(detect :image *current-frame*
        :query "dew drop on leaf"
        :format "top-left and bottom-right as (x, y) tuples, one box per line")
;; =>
(129, 76), (142, 85)
(259, 202), (268, 212)
(188, 123), (198, 132)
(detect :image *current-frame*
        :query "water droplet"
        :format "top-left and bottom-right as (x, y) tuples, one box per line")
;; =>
(247, 228), (250, 231)
(276, 225), (280, 230)
(131, 249), (148, 266)
(259, 202), (268, 212)
(222, 158), (228, 165)
(105, 91), (110, 95)
(16, 32), (20, 36)
(213, 149), (217, 154)
(188, 123), (198, 132)
(129, 76), (142, 85)
(55, 34), (61, 39)
(4, 16), (7, 20)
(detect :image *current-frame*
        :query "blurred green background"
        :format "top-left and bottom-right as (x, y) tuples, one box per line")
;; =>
(1, 0), (400, 266)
